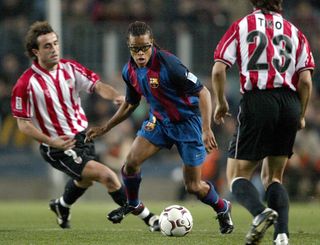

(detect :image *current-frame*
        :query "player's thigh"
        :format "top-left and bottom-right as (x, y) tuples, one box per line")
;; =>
(126, 136), (161, 167)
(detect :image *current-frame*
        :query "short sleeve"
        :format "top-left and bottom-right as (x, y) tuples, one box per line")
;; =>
(11, 77), (32, 119)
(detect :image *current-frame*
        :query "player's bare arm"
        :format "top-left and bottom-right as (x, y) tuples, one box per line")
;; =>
(297, 70), (313, 129)
(94, 81), (125, 105)
(198, 86), (217, 152)
(85, 101), (139, 141)
(17, 118), (76, 150)
(211, 61), (230, 125)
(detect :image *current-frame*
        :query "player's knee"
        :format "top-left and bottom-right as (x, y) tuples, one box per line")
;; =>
(101, 169), (118, 183)
(124, 158), (141, 175)
(261, 175), (282, 189)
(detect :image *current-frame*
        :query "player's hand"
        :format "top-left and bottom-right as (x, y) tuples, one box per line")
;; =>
(202, 129), (218, 153)
(49, 135), (76, 150)
(113, 95), (125, 106)
(298, 117), (306, 130)
(214, 99), (230, 125)
(85, 126), (108, 142)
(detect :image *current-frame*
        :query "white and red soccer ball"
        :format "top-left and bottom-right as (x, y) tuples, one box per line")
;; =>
(159, 205), (193, 237)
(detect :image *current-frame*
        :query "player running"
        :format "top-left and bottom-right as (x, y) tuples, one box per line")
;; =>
(211, 0), (314, 244)
(11, 21), (159, 231)
(86, 21), (234, 235)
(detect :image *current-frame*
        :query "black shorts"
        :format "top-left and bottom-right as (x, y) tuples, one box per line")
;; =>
(228, 88), (301, 161)
(39, 131), (96, 181)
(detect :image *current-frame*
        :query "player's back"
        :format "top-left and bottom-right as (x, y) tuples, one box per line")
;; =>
(215, 9), (314, 93)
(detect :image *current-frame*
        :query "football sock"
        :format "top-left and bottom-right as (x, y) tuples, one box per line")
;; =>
(266, 182), (289, 239)
(108, 185), (127, 206)
(61, 179), (87, 207)
(231, 178), (265, 216)
(199, 181), (227, 213)
(121, 166), (141, 207)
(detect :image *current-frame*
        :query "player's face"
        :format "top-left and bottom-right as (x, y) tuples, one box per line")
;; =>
(33, 32), (60, 70)
(128, 34), (153, 68)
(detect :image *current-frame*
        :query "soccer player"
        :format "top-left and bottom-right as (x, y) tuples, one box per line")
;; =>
(211, 0), (314, 244)
(11, 21), (159, 231)
(86, 21), (234, 234)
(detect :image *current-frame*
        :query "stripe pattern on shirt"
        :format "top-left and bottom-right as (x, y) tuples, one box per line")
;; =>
(214, 10), (315, 94)
(11, 59), (99, 138)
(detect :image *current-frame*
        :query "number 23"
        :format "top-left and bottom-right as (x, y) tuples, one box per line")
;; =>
(247, 30), (292, 73)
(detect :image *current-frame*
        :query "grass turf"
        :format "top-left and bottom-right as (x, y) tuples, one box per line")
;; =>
(0, 201), (319, 245)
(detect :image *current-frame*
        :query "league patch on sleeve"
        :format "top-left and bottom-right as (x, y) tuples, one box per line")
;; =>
(186, 72), (197, 84)
(15, 97), (22, 110)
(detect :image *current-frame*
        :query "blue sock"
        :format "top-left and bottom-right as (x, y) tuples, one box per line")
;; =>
(199, 182), (227, 213)
(121, 166), (141, 207)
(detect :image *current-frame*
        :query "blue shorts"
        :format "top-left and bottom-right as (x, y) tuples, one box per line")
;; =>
(137, 115), (206, 166)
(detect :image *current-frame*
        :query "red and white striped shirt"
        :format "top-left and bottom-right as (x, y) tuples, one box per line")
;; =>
(11, 59), (100, 138)
(214, 9), (315, 94)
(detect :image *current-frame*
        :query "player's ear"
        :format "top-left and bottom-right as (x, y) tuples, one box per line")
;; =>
(32, 48), (39, 57)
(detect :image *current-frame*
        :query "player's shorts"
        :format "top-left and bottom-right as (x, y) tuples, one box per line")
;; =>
(39, 131), (96, 181)
(137, 115), (206, 166)
(228, 88), (301, 161)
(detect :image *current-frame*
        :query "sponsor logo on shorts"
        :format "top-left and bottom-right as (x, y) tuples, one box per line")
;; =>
(64, 149), (83, 164)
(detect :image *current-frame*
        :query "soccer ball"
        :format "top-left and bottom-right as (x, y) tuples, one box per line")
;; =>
(159, 205), (193, 237)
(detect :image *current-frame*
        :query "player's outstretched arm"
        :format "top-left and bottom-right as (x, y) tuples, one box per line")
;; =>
(85, 101), (139, 141)
(94, 81), (125, 105)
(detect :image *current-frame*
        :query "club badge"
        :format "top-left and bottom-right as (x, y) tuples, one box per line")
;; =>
(144, 116), (157, 131)
(149, 77), (159, 88)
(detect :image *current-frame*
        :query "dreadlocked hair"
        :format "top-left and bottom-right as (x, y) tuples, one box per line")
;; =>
(127, 21), (161, 49)
(250, 0), (283, 13)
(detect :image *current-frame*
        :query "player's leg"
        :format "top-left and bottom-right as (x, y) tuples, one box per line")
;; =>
(81, 160), (127, 206)
(48, 177), (91, 229)
(263, 89), (300, 244)
(228, 158), (278, 244)
(183, 164), (233, 234)
(122, 136), (160, 205)
(262, 156), (289, 244)
(107, 136), (161, 230)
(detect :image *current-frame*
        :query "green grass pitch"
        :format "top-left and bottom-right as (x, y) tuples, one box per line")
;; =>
(0, 201), (319, 245)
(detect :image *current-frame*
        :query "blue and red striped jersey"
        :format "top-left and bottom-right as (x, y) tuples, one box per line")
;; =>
(122, 48), (203, 123)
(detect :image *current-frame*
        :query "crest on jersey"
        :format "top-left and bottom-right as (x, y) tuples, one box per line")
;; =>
(149, 77), (159, 88)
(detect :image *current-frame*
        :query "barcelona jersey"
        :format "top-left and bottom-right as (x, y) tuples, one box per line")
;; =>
(122, 47), (203, 124)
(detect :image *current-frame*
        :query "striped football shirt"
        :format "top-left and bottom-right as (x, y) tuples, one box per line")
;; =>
(11, 59), (99, 138)
(214, 9), (315, 94)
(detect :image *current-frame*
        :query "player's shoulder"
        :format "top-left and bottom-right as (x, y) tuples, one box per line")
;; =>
(157, 49), (182, 68)
(157, 49), (177, 60)
(16, 67), (35, 86)
(60, 58), (84, 68)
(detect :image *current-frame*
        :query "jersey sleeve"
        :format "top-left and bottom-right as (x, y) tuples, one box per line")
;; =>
(162, 52), (203, 95)
(67, 60), (101, 93)
(122, 65), (141, 105)
(11, 76), (32, 119)
(214, 21), (239, 67)
(296, 32), (315, 73)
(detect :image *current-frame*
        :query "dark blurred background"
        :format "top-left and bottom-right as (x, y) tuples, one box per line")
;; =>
(0, 0), (319, 203)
